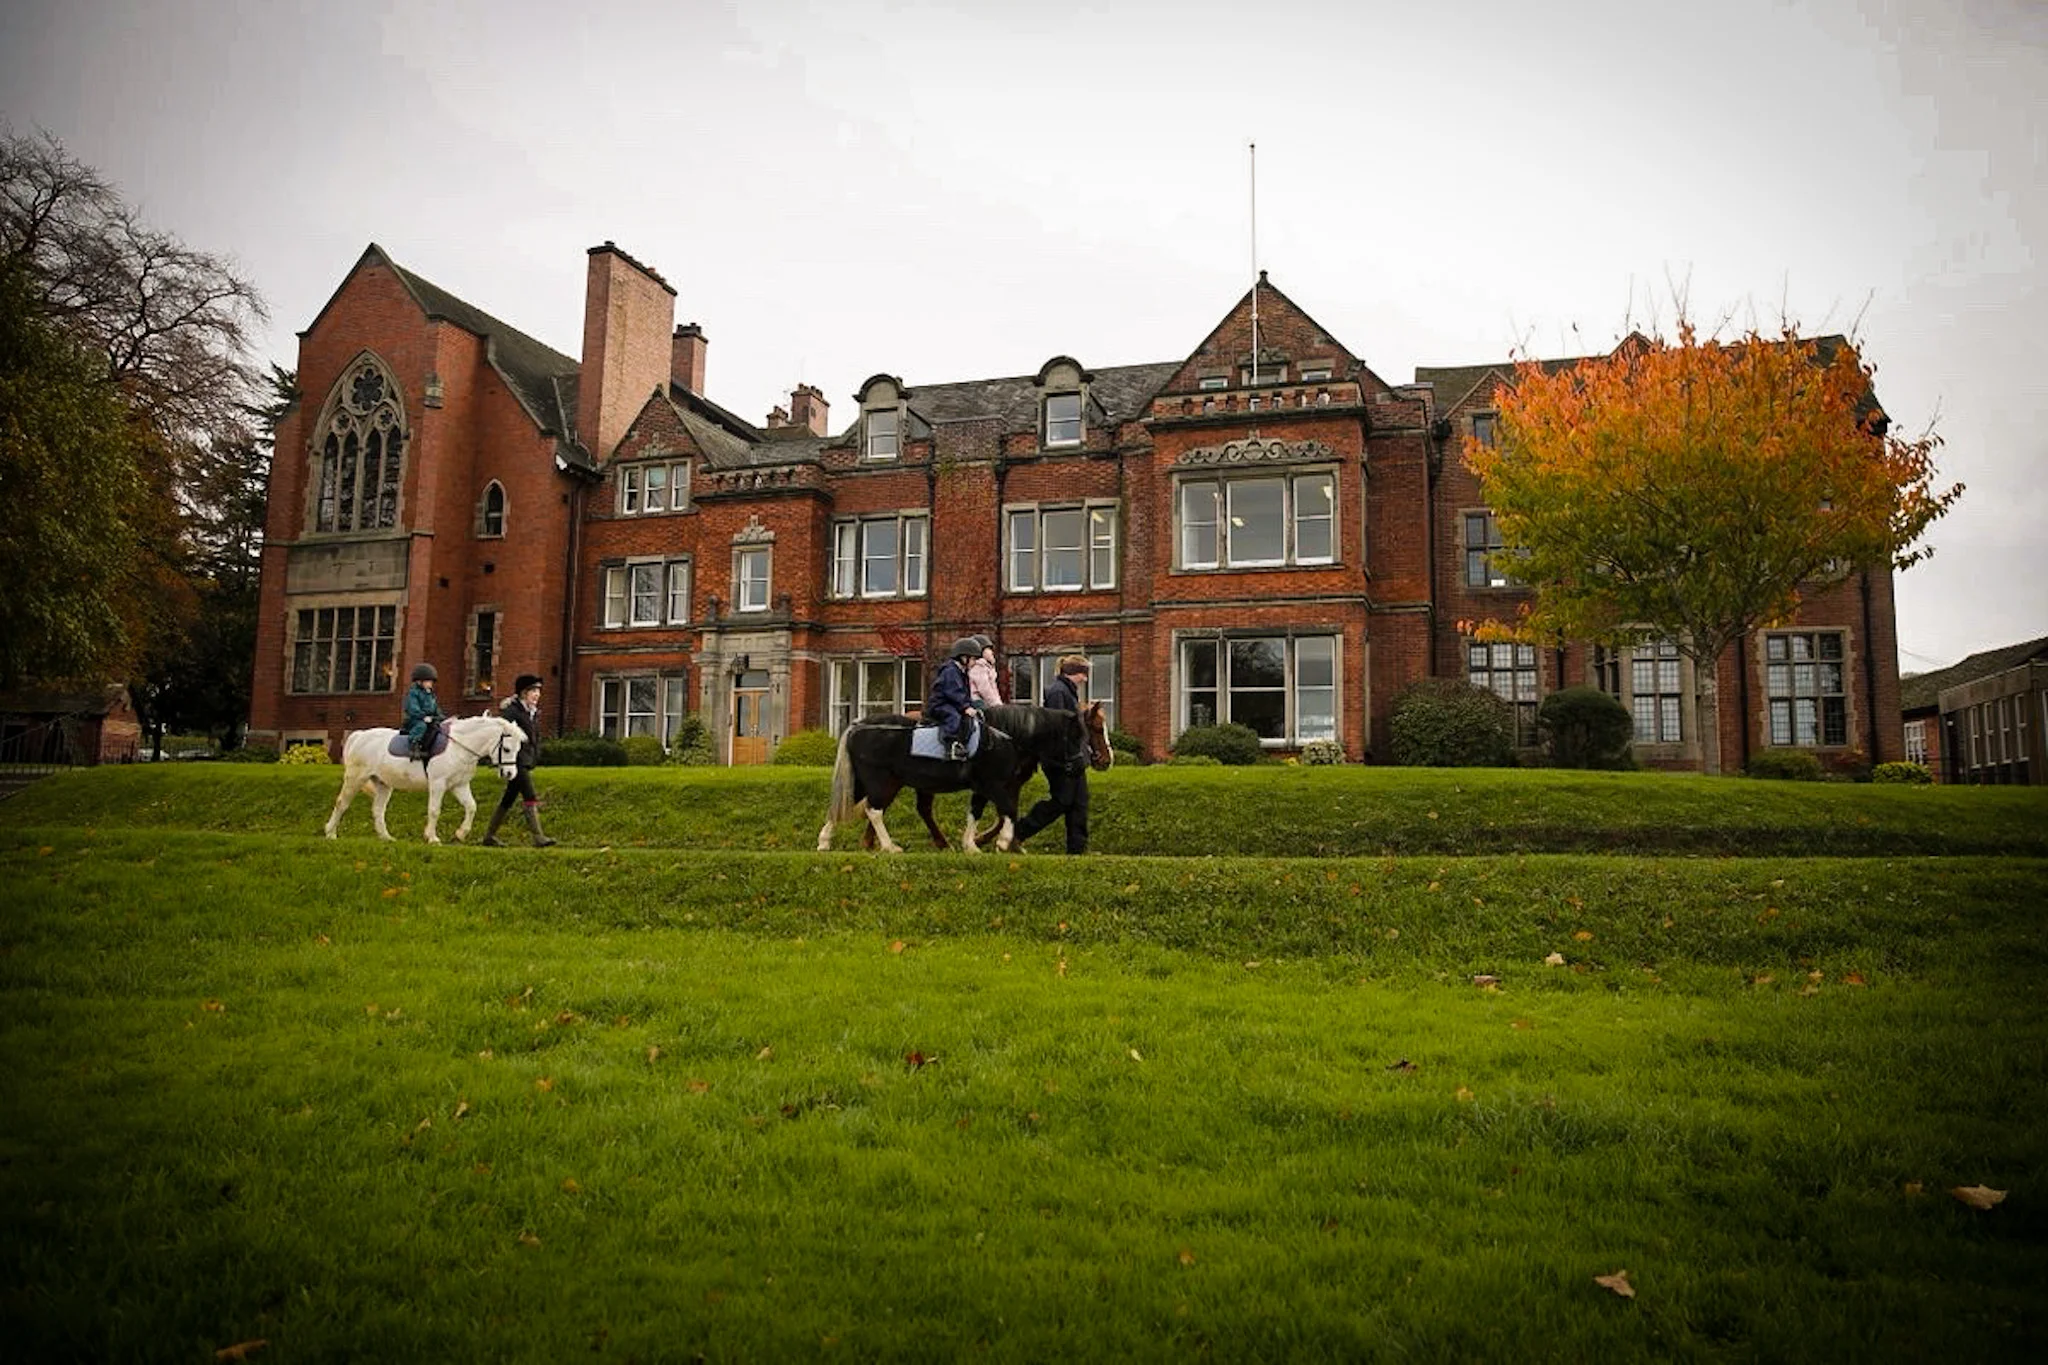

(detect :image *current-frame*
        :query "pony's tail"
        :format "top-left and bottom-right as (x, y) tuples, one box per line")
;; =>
(826, 727), (857, 827)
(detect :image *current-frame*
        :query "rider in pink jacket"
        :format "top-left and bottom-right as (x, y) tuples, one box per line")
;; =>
(967, 634), (1004, 709)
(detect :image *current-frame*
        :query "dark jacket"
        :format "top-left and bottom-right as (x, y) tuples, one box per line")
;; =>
(500, 695), (542, 771)
(926, 659), (973, 741)
(402, 682), (443, 740)
(1040, 672), (1092, 769)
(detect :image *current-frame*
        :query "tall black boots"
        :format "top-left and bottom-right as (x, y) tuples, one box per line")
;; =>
(481, 801), (554, 847)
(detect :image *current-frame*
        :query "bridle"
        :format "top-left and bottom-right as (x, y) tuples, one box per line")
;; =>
(443, 719), (521, 777)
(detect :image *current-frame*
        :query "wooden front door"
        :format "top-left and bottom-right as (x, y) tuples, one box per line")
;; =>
(730, 670), (771, 765)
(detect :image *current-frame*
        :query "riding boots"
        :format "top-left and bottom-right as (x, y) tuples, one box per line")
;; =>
(523, 804), (557, 848)
(480, 804), (510, 847)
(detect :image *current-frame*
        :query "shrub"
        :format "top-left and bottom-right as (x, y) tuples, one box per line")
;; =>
(1107, 728), (1146, 764)
(278, 742), (332, 765)
(1299, 740), (1345, 766)
(541, 736), (628, 767)
(1746, 748), (1824, 781)
(620, 735), (666, 766)
(1388, 678), (1515, 767)
(1171, 723), (1265, 766)
(218, 744), (277, 764)
(665, 715), (718, 766)
(771, 729), (840, 766)
(1537, 685), (1635, 770)
(1823, 747), (1872, 783)
(1167, 753), (1222, 766)
(1872, 761), (1934, 785)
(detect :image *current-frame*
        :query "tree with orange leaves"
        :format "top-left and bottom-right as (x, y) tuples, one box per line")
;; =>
(1466, 324), (1959, 775)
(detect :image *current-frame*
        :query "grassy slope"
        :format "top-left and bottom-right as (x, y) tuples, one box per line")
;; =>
(2, 770), (2045, 1362)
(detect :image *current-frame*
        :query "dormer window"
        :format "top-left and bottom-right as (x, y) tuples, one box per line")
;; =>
(865, 408), (899, 461)
(1045, 393), (1083, 447)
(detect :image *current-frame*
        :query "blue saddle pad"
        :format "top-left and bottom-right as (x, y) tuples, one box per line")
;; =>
(908, 720), (981, 761)
(386, 728), (450, 759)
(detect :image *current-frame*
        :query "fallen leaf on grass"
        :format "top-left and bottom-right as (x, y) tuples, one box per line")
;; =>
(1129, 1048), (1144, 1062)
(1511, 1019), (1534, 1031)
(517, 1232), (541, 1248)
(1749, 973), (1775, 986)
(645, 1045), (663, 1063)
(1951, 1185), (2006, 1211)
(215, 1341), (268, 1362)
(889, 940), (906, 955)
(1455, 1087), (1475, 1102)
(452, 1100), (470, 1120)
(1471, 974), (1499, 987)
(1593, 1270), (1635, 1298)
(535, 1077), (555, 1092)
(687, 1079), (710, 1094)
(1573, 930), (1595, 942)
(561, 1178), (581, 1194)
(202, 1000), (225, 1013)
(1387, 1059), (1418, 1074)
(1843, 972), (1868, 987)
(756, 1046), (773, 1060)
(1178, 1248), (1197, 1265)
(1543, 952), (1565, 966)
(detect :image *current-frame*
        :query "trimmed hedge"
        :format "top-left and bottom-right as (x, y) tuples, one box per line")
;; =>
(771, 729), (840, 766)
(541, 737), (628, 767)
(1746, 748), (1825, 781)
(621, 735), (666, 767)
(1107, 728), (1146, 764)
(1872, 761), (1934, 785)
(1389, 678), (1515, 767)
(1171, 723), (1265, 765)
(1299, 740), (1345, 766)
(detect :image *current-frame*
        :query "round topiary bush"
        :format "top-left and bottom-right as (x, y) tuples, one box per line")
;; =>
(1299, 739), (1345, 766)
(1171, 722), (1265, 765)
(1388, 678), (1515, 767)
(1871, 760), (1934, 784)
(771, 728), (840, 765)
(664, 715), (717, 766)
(1537, 684), (1634, 770)
(1745, 748), (1825, 781)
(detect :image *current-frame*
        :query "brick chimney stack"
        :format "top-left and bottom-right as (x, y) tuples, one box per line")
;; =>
(765, 404), (790, 429)
(788, 383), (830, 437)
(672, 323), (708, 395)
(577, 242), (676, 463)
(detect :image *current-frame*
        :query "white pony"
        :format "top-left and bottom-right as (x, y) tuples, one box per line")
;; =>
(323, 714), (527, 844)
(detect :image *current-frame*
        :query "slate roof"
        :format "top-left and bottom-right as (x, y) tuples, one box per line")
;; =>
(373, 247), (594, 471)
(1900, 636), (2048, 713)
(0, 684), (132, 717)
(897, 361), (1180, 434)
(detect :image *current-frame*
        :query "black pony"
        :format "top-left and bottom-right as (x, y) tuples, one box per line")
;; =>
(815, 705), (1094, 854)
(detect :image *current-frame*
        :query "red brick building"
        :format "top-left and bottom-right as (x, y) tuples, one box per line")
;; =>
(249, 242), (1906, 770)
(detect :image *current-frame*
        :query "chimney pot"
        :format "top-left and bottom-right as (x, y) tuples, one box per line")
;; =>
(788, 381), (830, 437)
(672, 323), (708, 395)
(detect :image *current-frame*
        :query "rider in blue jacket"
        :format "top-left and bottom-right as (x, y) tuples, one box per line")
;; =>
(401, 662), (444, 762)
(925, 637), (981, 761)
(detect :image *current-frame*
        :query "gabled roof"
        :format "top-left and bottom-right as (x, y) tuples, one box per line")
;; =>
(1900, 635), (2048, 713)
(0, 684), (131, 717)
(309, 245), (593, 471)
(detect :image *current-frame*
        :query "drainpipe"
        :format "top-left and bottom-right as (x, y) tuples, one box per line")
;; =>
(556, 470), (585, 736)
(1425, 416), (1449, 677)
(1735, 633), (1752, 772)
(926, 447), (939, 667)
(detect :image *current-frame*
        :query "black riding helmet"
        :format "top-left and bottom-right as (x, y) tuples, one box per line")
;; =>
(411, 663), (438, 682)
(949, 636), (980, 661)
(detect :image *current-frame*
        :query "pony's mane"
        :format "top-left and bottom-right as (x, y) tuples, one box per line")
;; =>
(984, 704), (1080, 746)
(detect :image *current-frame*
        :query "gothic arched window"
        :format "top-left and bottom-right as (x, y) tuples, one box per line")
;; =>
(312, 357), (406, 532)
(479, 481), (506, 537)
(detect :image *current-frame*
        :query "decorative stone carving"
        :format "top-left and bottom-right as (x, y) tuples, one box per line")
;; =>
(733, 514), (775, 543)
(1174, 438), (1336, 468)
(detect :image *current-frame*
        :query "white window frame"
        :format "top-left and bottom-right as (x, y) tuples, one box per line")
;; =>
(1176, 635), (1337, 747)
(1044, 392), (1083, 447)
(828, 657), (926, 735)
(617, 460), (690, 516)
(602, 558), (690, 628)
(1005, 501), (1119, 593)
(1904, 718), (1927, 766)
(864, 409), (899, 462)
(735, 547), (771, 613)
(596, 673), (690, 743)
(832, 513), (929, 599)
(1175, 471), (1337, 571)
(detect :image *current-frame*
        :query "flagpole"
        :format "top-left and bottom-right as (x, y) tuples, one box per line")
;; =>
(1249, 141), (1260, 382)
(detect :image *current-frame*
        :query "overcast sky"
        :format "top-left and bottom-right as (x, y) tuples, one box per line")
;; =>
(5, 0), (2041, 672)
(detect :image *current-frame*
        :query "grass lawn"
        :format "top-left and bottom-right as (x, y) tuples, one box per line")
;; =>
(2, 766), (2044, 1361)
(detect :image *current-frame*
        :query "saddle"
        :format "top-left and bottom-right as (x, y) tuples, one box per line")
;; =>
(386, 727), (450, 760)
(908, 717), (983, 762)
